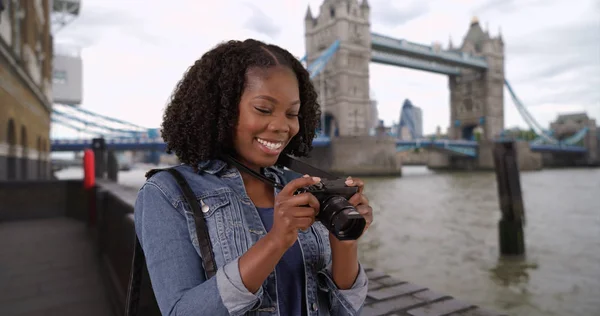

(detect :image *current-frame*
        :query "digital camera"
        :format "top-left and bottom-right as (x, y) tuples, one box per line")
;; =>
(295, 178), (366, 240)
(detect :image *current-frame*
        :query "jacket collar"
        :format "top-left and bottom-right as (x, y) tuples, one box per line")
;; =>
(196, 159), (228, 174)
(196, 159), (285, 176)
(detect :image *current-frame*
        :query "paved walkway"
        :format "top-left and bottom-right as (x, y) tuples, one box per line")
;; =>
(0, 218), (114, 316)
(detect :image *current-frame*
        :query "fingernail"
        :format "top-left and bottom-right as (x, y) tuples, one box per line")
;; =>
(345, 179), (353, 185)
(346, 176), (352, 180)
(303, 174), (310, 178)
(312, 177), (321, 182)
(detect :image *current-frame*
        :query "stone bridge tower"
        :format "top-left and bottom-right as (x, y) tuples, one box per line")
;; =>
(449, 17), (505, 141)
(304, 0), (374, 137)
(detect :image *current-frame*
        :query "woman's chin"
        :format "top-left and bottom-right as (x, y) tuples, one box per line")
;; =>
(258, 156), (280, 168)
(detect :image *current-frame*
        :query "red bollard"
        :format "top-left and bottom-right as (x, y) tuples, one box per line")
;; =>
(83, 149), (95, 189)
(83, 149), (96, 226)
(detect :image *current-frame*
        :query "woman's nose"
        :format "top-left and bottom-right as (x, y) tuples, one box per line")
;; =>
(268, 116), (290, 133)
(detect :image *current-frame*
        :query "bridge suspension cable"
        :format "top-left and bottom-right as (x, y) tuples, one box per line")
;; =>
(52, 106), (147, 137)
(51, 116), (134, 138)
(561, 126), (589, 145)
(52, 103), (149, 137)
(306, 40), (341, 79)
(504, 79), (589, 146)
(51, 116), (90, 134)
(302, 40), (342, 137)
(56, 103), (147, 130)
(504, 79), (558, 144)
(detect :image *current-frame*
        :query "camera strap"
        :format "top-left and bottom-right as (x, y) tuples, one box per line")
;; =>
(221, 155), (283, 189)
(276, 154), (338, 180)
(221, 154), (337, 190)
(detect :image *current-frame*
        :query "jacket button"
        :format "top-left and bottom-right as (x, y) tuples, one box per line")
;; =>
(311, 302), (318, 311)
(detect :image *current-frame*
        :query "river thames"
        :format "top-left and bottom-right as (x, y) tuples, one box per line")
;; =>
(57, 165), (600, 316)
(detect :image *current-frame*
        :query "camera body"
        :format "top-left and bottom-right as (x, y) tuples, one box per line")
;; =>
(295, 178), (366, 241)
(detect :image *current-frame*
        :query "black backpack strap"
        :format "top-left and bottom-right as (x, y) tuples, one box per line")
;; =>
(125, 167), (217, 316)
(164, 168), (218, 278)
(125, 236), (145, 316)
(145, 168), (168, 180)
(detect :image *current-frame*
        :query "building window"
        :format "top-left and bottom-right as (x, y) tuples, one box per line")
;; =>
(330, 7), (335, 18)
(0, 0), (8, 24)
(53, 70), (67, 84)
(0, 0), (11, 44)
(12, 0), (22, 57)
(36, 31), (45, 71)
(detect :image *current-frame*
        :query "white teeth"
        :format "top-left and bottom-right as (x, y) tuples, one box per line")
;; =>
(257, 138), (283, 150)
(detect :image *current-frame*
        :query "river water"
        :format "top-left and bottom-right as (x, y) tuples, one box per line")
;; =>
(56, 165), (600, 316)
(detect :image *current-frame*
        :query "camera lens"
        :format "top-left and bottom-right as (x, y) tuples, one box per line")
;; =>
(319, 196), (366, 240)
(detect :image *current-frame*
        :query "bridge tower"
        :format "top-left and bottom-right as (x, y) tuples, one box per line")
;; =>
(304, 0), (375, 137)
(302, 0), (401, 176)
(449, 17), (504, 141)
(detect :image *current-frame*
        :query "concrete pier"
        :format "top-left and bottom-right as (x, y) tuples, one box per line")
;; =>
(427, 141), (542, 172)
(303, 136), (403, 177)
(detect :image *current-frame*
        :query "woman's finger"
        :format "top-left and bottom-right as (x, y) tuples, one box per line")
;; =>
(294, 217), (315, 231)
(348, 192), (369, 207)
(281, 192), (320, 212)
(357, 205), (373, 229)
(286, 206), (319, 219)
(345, 176), (365, 194)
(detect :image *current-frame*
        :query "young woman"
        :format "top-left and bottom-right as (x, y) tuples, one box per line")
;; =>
(134, 39), (374, 316)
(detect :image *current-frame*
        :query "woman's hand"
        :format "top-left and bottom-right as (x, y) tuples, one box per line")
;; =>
(329, 176), (373, 244)
(328, 176), (373, 289)
(239, 175), (321, 294)
(345, 176), (373, 235)
(267, 175), (321, 251)
(238, 176), (320, 294)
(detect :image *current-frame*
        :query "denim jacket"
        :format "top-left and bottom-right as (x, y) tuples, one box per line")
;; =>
(134, 159), (368, 316)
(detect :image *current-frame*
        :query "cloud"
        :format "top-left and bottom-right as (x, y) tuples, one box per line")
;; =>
(475, 0), (517, 14)
(474, 0), (555, 14)
(505, 16), (600, 122)
(520, 78), (600, 106)
(371, 0), (429, 28)
(243, 2), (281, 38)
(55, 1), (161, 47)
(510, 19), (599, 59)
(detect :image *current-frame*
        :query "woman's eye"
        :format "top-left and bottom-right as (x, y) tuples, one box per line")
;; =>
(287, 113), (300, 117)
(254, 107), (271, 114)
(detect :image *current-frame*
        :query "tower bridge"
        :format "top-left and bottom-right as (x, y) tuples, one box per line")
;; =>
(47, 0), (598, 176)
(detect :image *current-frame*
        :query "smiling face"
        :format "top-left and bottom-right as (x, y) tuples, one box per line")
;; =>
(233, 66), (301, 171)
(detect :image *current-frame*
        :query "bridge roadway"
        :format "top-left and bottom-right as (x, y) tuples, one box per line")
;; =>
(370, 33), (488, 76)
(0, 178), (507, 316)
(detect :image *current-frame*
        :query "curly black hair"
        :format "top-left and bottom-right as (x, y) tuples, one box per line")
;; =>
(161, 39), (321, 167)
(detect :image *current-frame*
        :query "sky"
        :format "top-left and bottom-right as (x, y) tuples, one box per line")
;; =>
(50, 0), (600, 139)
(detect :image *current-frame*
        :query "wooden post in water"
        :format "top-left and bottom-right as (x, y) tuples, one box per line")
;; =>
(492, 141), (526, 256)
